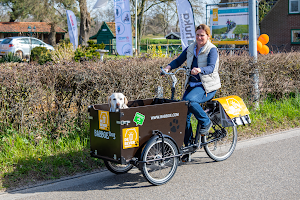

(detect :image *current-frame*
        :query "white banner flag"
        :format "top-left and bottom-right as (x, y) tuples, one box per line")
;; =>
(93, 0), (108, 9)
(114, 0), (133, 56)
(176, 0), (195, 49)
(66, 10), (78, 50)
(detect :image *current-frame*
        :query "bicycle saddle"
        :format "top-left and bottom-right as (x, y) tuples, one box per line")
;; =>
(206, 100), (218, 109)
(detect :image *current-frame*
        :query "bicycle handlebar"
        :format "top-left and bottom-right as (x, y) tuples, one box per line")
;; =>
(160, 66), (189, 100)
(160, 66), (189, 76)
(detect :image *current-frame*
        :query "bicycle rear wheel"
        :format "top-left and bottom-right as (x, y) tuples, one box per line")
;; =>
(203, 125), (237, 161)
(104, 160), (133, 174)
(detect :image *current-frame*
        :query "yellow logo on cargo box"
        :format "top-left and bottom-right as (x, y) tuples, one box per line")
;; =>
(98, 110), (110, 131)
(122, 127), (139, 149)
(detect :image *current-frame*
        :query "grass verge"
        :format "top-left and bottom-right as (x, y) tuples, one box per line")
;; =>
(1, 95), (300, 191)
(239, 94), (300, 138)
(0, 131), (104, 191)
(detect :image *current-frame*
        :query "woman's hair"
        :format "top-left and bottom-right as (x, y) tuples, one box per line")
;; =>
(196, 24), (211, 39)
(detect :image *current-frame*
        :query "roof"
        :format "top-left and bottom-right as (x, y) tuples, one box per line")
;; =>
(90, 21), (136, 39)
(106, 22), (136, 37)
(165, 31), (181, 39)
(106, 22), (116, 37)
(0, 22), (66, 33)
(89, 22), (115, 39)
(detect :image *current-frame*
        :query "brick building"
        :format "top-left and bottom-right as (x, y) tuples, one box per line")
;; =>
(260, 0), (300, 52)
(0, 22), (66, 44)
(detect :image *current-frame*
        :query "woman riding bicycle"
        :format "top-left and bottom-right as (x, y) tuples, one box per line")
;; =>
(163, 24), (221, 150)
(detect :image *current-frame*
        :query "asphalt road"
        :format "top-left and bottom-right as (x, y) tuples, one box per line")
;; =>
(1, 129), (300, 200)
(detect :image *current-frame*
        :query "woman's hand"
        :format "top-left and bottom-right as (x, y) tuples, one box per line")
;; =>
(191, 68), (201, 75)
(161, 65), (171, 76)
(163, 65), (171, 73)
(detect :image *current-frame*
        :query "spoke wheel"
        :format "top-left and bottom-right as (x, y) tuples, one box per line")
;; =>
(141, 137), (179, 185)
(203, 125), (237, 161)
(104, 160), (133, 174)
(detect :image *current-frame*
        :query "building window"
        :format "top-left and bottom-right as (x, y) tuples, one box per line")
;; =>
(289, 0), (300, 14)
(291, 29), (300, 44)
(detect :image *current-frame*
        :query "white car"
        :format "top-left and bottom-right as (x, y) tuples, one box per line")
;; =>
(0, 36), (54, 58)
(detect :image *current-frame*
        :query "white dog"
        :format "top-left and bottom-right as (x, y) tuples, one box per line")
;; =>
(108, 93), (129, 112)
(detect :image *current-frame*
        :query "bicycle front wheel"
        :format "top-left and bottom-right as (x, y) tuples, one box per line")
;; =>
(141, 137), (179, 185)
(203, 125), (237, 161)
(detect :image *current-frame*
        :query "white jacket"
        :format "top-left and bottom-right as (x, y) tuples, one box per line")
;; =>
(184, 41), (221, 93)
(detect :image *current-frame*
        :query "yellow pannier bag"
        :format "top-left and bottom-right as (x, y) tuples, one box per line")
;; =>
(212, 95), (251, 127)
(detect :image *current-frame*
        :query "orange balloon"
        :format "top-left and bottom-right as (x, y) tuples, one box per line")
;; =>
(259, 48), (264, 54)
(258, 34), (269, 45)
(259, 45), (269, 55)
(257, 41), (262, 51)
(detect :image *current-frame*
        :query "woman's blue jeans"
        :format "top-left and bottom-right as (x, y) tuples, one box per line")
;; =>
(182, 85), (217, 146)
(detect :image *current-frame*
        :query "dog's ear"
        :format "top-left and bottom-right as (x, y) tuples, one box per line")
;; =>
(107, 96), (112, 107)
(124, 96), (128, 105)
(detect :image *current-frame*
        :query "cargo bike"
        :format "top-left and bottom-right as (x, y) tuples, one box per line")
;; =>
(88, 67), (251, 185)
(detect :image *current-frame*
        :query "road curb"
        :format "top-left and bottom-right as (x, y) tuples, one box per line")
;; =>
(236, 128), (300, 150)
(0, 169), (108, 195)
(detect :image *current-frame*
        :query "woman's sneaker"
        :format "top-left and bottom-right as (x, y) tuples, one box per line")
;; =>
(181, 154), (191, 162)
(199, 121), (212, 136)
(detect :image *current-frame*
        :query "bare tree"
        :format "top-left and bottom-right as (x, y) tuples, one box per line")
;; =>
(78, 0), (91, 46)
(162, 1), (178, 35)
(92, 1), (115, 23)
(145, 12), (172, 36)
(0, 5), (10, 21)
(131, 0), (205, 47)
(48, 22), (58, 46)
(0, 0), (34, 22)
(145, 1), (177, 36)
(190, 0), (206, 25)
(90, 1), (115, 37)
(130, 0), (174, 47)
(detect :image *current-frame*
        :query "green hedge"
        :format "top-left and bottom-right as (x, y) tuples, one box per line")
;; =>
(0, 52), (300, 138)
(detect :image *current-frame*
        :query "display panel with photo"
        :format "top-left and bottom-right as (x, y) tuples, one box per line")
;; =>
(210, 7), (249, 42)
